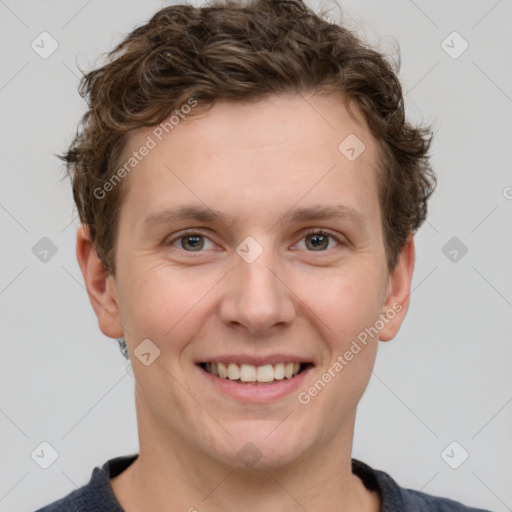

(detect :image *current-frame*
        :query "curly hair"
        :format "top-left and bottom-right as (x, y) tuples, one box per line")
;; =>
(61, 0), (435, 274)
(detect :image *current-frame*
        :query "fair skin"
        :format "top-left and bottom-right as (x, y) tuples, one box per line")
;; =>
(77, 92), (414, 512)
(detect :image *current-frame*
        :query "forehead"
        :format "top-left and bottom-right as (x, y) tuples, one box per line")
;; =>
(118, 93), (382, 229)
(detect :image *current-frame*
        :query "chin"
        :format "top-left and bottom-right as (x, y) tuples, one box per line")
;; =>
(205, 426), (312, 472)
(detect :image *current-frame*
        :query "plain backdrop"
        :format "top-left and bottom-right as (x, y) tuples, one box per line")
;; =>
(1, 1), (511, 511)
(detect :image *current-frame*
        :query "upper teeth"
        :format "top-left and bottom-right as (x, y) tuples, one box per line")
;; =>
(205, 362), (301, 382)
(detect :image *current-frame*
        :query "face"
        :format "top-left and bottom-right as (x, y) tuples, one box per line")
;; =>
(79, 92), (413, 471)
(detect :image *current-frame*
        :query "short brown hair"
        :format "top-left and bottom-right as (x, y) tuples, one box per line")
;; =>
(61, 0), (435, 274)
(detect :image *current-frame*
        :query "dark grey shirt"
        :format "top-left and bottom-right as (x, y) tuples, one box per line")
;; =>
(34, 454), (493, 511)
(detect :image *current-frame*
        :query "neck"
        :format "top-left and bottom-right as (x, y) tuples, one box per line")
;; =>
(110, 392), (380, 512)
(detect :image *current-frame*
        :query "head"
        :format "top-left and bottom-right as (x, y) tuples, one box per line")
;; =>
(69, 0), (435, 471)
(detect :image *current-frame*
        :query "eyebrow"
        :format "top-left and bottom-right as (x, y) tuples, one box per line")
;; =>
(142, 204), (366, 232)
(281, 204), (365, 225)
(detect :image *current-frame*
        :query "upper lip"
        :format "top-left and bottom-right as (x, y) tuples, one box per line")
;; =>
(196, 354), (313, 366)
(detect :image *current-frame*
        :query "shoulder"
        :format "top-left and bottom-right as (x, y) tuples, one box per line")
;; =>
(33, 467), (105, 512)
(33, 454), (138, 512)
(34, 486), (93, 512)
(352, 458), (493, 512)
(397, 486), (493, 511)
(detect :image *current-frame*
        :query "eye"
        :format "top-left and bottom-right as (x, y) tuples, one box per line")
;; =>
(295, 229), (343, 252)
(167, 231), (217, 252)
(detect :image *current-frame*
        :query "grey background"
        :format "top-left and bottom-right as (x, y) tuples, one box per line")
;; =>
(1, 1), (511, 511)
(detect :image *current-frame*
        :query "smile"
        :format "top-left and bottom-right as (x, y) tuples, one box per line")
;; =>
(199, 361), (311, 384)
(196, 355), (314, 402)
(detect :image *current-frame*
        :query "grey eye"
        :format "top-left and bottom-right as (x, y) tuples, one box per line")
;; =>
(297, 231), (341, 252)
(305, 233), (330, 251)
(180, 235), (205, 251)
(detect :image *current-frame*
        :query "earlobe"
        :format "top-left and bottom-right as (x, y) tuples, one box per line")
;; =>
(379, 235), (415, 342)
(76, 225), (124, 339)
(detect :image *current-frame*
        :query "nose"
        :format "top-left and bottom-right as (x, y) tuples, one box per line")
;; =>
(219, 247), (296, 336)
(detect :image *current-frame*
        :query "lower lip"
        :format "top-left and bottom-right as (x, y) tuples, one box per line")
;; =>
(197, 364), (313, 403)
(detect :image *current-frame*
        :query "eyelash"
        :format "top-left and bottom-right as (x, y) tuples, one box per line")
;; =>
(165, 228), (344, 253)
(302, 229), (345, 249)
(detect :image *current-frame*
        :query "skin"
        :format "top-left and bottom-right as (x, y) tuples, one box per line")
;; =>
(77, 92), (415, 511)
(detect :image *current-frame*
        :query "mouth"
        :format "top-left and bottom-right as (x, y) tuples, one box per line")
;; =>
(197, 361), (314, 385)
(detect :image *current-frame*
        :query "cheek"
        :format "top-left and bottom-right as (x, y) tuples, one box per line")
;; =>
(296, 269), (382, 433)
(118, 264), (221, 349)
(295, 264), (385, 344)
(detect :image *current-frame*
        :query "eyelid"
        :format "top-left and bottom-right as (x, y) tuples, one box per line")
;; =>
(295, 228), (345, 249)
(165, 229), (219, 251)
(165, 227), (345, 252)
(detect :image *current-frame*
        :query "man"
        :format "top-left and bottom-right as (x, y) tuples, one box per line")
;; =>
(36, 0), (491, 510)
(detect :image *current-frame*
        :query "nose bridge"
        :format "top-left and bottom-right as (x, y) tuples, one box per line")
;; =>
(220, 243), (296, 334)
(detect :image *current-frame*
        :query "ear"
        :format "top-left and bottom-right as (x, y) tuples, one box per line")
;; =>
(76, 225), (124, 339)
(379, 234), (415, 342)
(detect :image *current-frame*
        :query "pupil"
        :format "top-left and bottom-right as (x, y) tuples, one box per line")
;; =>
(308, 234), (328, 250)
(183, 235), (203, 251)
